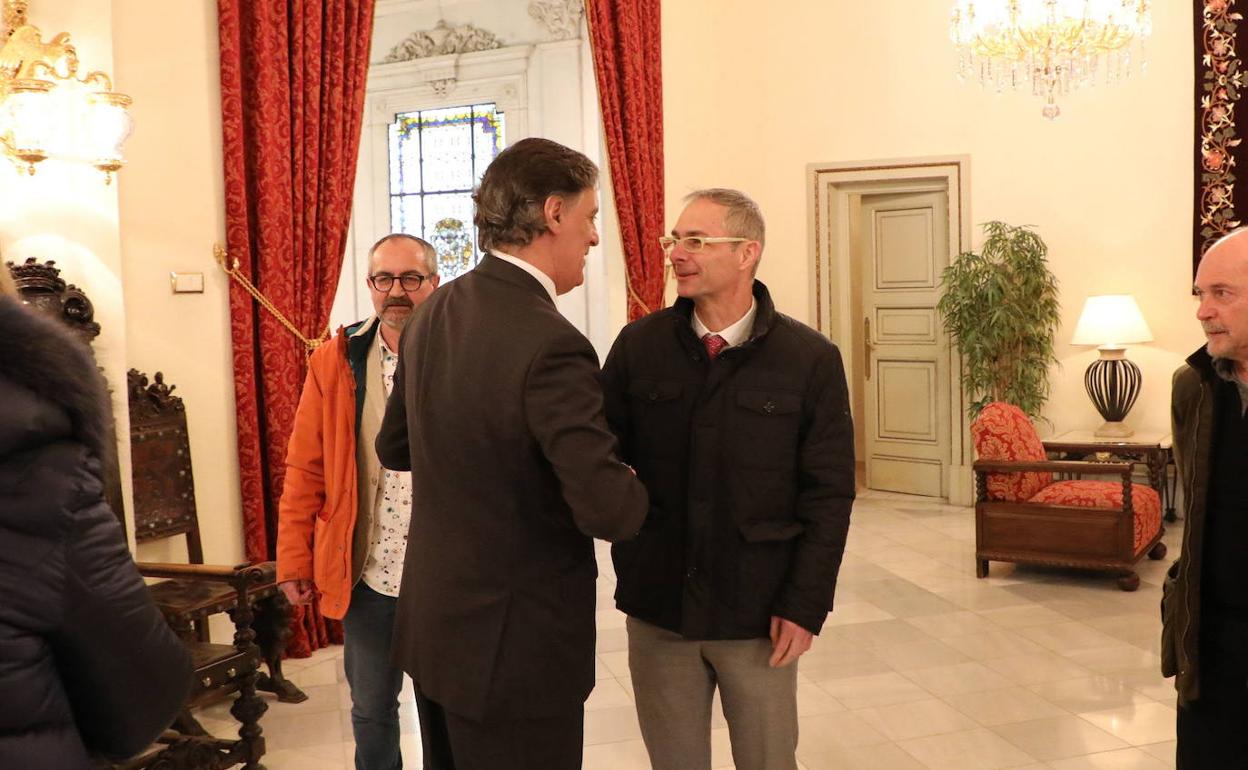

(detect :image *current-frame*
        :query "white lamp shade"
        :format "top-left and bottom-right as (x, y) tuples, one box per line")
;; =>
(1071, 294), (1154, 348)
(2, 81), (55, 156)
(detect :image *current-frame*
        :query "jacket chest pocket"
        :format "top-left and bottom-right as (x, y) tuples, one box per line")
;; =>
(627, 379), (687, 458)
(733, 389), (802, 469)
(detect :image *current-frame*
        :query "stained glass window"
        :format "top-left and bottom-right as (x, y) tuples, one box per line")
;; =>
(388, 103), (505, 279)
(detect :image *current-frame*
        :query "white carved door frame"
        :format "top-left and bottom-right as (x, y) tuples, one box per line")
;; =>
(352, 46), (533, 263)
(807, 157), (974, 504)
(340, 35), (613, 355)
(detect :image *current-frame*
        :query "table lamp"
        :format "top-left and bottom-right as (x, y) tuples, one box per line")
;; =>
(1071, 295), (1153, 438)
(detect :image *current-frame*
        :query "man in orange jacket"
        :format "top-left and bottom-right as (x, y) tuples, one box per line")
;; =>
(276, 233), (440, 770)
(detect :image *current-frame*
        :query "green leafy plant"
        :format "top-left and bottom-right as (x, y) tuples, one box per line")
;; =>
(937, 221), (1061, 420)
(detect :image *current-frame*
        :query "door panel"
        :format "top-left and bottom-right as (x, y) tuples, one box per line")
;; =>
(874, 208), (937, 288)
(877, 360), (938, 443)
(870, 456), (944, 495)
(861, 191), (950, 497)
(876, 307), (938, 343)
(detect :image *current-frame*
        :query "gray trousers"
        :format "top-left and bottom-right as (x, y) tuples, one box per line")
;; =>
(626, 616), (799, 770)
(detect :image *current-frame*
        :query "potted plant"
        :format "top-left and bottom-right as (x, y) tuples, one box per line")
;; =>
(937, 221), (1061, 420)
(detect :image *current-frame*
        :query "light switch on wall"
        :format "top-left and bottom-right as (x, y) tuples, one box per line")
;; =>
(170, 272), (204, 294)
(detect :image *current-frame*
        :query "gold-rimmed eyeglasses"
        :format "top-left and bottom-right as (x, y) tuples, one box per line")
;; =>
(658, 236), (750, 254)
(368, 272), (428, 292)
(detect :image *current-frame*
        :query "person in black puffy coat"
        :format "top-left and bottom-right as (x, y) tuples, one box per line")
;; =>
(0, 273), (192, 770)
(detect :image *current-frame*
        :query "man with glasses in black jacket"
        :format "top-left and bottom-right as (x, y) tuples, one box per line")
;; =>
(602, 188), (855, 770)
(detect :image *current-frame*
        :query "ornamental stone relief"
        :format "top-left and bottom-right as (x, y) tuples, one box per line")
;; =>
(383, 19), (503, 63)
(528, 0), (584, 40)
(429, 77), (456, 97)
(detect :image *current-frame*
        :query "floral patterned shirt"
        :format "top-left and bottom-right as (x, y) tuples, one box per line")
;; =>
(360, 337), (411, 597)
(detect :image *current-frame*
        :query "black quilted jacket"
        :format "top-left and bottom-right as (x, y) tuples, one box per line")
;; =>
(602, 281), (856, 640)
(0, 297), (191, 769)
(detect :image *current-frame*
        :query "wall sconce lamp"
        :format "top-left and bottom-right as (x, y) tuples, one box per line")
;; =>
(0, 0), (133, 183)
(1071, 294), (1154, 438)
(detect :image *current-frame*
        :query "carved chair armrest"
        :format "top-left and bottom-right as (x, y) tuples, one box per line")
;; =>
(972, 459), (1132, 477)
(137, 560), (277, 589)
(973, 459), (1136, 509)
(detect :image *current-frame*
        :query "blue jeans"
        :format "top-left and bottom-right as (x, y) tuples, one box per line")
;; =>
(343, 581), (404, 770)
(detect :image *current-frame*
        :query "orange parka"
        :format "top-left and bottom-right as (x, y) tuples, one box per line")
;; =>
(275, 318), (379, 619)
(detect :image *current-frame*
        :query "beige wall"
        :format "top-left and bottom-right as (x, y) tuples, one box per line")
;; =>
(112, 1), (242, 564)
(661, 1), (1203, 438)
(0, 0), (134, 542)
(0, 2), (240, 563)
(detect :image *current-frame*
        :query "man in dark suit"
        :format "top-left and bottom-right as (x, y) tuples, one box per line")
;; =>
(375, 137), (649, 769)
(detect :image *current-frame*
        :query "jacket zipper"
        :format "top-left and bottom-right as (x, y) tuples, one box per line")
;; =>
(1178, 384), (1205, 677)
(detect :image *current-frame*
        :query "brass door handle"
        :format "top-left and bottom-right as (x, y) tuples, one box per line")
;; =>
(864, 316), (874, 380)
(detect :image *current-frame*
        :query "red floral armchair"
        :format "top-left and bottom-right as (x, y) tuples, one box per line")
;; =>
(971, 402), (1165, 591)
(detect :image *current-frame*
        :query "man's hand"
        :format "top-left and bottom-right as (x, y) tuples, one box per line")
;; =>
(279, 579), (316, 606)
(768, 616), (813, 668)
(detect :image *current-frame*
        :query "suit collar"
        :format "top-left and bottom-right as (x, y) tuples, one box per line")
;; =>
(476, 254), (556, 306)
(489, 249), (557, 303)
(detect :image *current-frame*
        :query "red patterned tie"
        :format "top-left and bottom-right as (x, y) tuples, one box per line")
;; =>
(702, 333), (727, 360)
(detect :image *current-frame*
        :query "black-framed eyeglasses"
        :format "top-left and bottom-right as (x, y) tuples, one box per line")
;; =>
(368, 272), (427, 292)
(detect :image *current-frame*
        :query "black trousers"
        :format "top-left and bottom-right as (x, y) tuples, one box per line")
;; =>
(416, 691), (584, 770)
(1178, 648), (1248, 770)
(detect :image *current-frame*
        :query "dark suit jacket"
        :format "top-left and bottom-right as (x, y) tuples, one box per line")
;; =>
(376, 255), (648, 721)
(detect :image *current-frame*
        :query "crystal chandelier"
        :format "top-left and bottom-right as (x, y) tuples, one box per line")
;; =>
(0, 0), (134, 182)
(950, 0), (1152, 119)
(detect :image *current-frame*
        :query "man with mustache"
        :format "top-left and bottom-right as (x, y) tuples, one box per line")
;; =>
(276, 233), (441, 770)
(1165, 227), (1248, 768)
(376, 137), (649, 769)
(601, 189), (854, 770)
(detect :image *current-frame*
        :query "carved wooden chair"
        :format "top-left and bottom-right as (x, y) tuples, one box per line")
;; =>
(109, 562), (273, 770)
(971, 402), (1166, 591)
(6, 257), (102, 341)
(128, 368), (307, 706)
(7, 257), (122, 517)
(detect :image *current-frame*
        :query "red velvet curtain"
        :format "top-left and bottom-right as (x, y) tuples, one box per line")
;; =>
(587, 0), (665, 321)
(218, 0), (375, 655)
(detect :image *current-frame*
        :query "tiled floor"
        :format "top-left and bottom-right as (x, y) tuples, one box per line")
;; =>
(201, 490), (1181, 769)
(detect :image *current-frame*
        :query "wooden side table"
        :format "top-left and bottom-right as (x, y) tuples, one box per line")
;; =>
(1044, 430), (1177, 521)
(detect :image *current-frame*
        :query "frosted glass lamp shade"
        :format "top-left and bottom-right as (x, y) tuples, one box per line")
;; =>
(84, 92), (134, 179)
(1, 79), (54, 171)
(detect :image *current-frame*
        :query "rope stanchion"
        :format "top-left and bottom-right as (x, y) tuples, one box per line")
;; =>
(214, 243), (330, 354)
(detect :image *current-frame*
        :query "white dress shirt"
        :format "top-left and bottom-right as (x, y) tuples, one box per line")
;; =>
(692, 299), (758, 350)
